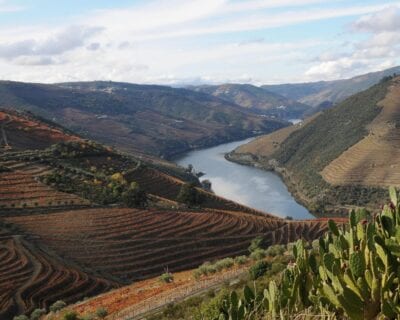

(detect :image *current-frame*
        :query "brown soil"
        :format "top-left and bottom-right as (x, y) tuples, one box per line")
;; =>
(321, 77), (400, 187)
(234, 114), (319, 158)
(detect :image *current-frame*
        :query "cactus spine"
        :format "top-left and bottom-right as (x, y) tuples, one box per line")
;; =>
(218, 188), (400, 320)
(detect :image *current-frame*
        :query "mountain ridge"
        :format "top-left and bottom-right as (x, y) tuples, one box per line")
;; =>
(0, 80), (287, 158)
(262, 65), (400, 107)
(188, 83), (311, 119)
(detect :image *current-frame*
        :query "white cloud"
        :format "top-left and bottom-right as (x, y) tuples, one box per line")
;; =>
(305, 6), (400, 81)
(0, 39), (35, 59)
(87, 43), (101, 51)
(1, 0), (400, 84)
(13, 56), (58, 66)
(0, 25), (102, 60)
(225, 0), (333, 12)
(352, 6), (400, 33)
(305, 58), (366, 79)
(36, 26), (103, 55)
(82, 1), (400, 43)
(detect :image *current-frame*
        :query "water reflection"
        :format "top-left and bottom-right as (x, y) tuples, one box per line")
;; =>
(176, 138), (313, 219)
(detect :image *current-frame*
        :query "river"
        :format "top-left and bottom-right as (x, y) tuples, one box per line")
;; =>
(175, 138), (313, 219)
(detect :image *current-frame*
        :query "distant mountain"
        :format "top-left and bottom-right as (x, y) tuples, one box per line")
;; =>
(262, 65), (400, 107)
(0, 81), (286, 158)
(188, 83), (311, 120)
(230, 75), (400, 215)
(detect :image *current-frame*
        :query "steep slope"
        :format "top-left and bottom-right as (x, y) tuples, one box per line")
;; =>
(230, 113), (319, 162)
(0, 81), (286, 158)
(189, 83), (310, 119)
(0, 110), (331, 318)
(263, 65), (400, 107)
(231, 77), (400, 215)
(321, 77), (400, 187)
(0, 109), (81, 151)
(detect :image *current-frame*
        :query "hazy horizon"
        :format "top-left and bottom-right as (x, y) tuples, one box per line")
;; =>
(1, 0), (400, 85)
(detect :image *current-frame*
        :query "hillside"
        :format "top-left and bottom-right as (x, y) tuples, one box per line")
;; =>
(118, 193), (400, 320)
(0, 109), (81, 150)
(0, 110), (327, 319)
(231, 113), (319, 161)
(230, 76), (400, 215)
(188, 83), (310, 119)
(321, 77), (400, 187)
(263, 65), (400, 107)
(0, 80), (286, 158)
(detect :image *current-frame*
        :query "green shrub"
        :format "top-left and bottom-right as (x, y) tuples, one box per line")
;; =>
(234, 255), (248, 265)
(199, 289), (230, 320)
(95, 307), (108, 318)
(197, 261), (217, 275)
(63, 311), (78, 320)
(265, 244), (285, 257)
(13, 316), (29, 320)
(162, 303), (184, 319)
(193, 269), (202, 280)
(49, 300), (66, 312)
(269, 262), (286, 275)
(206, 264), (216, 274)
(159, 272), (174, 283)
(177, 183), (202, 206)
(248, 260), (268, 280)
(122, 182), (147, 208)
(250, 248), (266, 260)
(248, 236), (264, 252)
(215, 257), (234, 271)
(30, 308), (46, 320)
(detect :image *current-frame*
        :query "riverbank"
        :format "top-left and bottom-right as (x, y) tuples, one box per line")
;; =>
(165, 131), (266, 161)
(175, 138), (313, 220)
(225, 151), (316, 213)
(225, 151), (356, 218)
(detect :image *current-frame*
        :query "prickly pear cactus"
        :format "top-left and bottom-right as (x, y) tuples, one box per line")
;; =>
(217, 188), (400, 320)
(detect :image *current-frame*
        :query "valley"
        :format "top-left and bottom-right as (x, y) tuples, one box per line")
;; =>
(229, 76), (400, 216)
(176, 138), (312, 219)
(1, 68), (400, 320)
(4, 2), (400, 318)
(0, 81), (286, 159)
(0, 109), (327, 319)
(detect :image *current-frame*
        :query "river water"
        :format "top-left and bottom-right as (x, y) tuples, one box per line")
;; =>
(175, 138), (313, 219)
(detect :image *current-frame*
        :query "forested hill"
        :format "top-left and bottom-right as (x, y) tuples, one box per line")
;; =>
(189, 83), (311, 119)
(0, 80), (286, 158)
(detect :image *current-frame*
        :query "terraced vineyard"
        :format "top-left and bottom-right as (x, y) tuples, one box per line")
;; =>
(228, 77), (400, 214)
(5, 208), (328, 284)
(0, 109), (332, 318)
(127, 166), (275, 217)
(0, 110), (80, 151)
(322, 78), (400, 187)
(0, 170), (91, 211)
(0, 226), (116, 319)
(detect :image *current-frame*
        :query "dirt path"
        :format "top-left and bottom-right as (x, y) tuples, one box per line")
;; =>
(112, 268), (246, 320)
(66, 266), (248, 320)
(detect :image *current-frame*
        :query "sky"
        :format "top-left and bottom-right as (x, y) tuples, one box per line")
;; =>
(0, 0), (400, 85)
